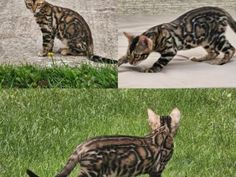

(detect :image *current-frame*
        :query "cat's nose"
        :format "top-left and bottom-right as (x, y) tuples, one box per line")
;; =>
(129, 60), (137, 66)
(32, 7), (36, 13)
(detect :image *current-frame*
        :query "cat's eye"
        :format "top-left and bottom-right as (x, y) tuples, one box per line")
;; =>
(133, 54), (140, 58)
(27, 3), (32, 7)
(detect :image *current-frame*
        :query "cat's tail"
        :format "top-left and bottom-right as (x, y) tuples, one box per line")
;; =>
(26, 169), (40, 177)
(26, 157), (79, 177)
(226, 11), (236, 33)
(55, 147), (84, 177)
(89, 55), (118, 64)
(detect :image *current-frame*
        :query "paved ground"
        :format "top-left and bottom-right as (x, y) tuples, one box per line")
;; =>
(118, 4), (236, 88)
(0, 0), (117, 66)
(118, 0), (236, 16)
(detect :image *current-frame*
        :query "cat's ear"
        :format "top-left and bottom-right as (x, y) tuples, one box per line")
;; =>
(147, 109), (161, 131)
(37, 0), (46, 4)
(170, 108), (181, 136)
(123, 32), (134, 42)
(139, 35), (153, 51)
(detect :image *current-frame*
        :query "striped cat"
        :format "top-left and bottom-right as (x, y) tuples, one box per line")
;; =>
(24, 0), (117, 64)
(118, 6), (236, 72)
(26, 108), (180, 177)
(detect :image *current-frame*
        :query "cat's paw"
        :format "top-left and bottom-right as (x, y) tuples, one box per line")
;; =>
(38, 51), (48, 57)
(207, 59), (227, 65)
(190, 56), (201, 62)
(58, 48), (71, 56)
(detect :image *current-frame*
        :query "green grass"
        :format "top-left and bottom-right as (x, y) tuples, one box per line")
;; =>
(0, 64), (117, 88)
(0, 89), (236, 177)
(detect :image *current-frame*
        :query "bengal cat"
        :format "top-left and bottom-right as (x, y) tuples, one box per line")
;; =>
(24, 0), (117, 64)
(118, 6), (236, 72)
(26, 108), (181, 177)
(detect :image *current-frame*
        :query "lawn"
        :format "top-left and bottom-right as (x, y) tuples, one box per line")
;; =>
(0, 89), (236, 177)
(0, 64), (117, 88)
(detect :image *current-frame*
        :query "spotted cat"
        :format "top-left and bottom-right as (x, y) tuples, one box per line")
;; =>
(118, 6), (236, 72)
(25, 0), (117, 64)
(27, 108), (180, 177)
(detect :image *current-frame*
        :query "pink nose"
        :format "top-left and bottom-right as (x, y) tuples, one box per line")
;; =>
(129, 60), (137, 66)
(129, 60), (134, 65)
(32, 7), (36, 13)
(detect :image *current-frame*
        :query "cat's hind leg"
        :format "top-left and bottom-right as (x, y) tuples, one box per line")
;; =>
(191, 46), (219, 62)
(58, 48), (72, 56)
(58, 47), (86, 56)
(68, 42), (88, 56)
(209, 40), (235, 65)
(58, 39), (88, 56)
(68, 37), (92, 56)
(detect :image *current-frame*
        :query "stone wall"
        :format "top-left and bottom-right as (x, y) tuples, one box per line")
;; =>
(117, 0), (236, 15)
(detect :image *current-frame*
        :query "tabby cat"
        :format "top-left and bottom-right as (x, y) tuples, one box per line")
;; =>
(118, 6), (236, 72)
(26, 108), (181, 177)
(24, 0), (117, 64)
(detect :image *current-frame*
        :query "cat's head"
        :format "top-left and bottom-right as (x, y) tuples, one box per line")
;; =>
(120, 32), (153, 66)
(24, 0), (46, 14)
(147, 108), (180, 137)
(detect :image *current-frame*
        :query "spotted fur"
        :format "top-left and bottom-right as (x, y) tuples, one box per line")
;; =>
(24, 0), (117, 64)
(118, 6), (236, 72)
(27, 108), (180, 177)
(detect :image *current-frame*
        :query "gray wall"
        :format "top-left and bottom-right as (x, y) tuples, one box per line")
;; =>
(118, 0), (236, 15)
(0, 0), (117, 65)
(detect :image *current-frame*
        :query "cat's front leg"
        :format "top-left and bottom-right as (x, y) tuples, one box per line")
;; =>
(38, 28), (55, 57)
(118, 55), (129, 66)
(144, 50), (176, 73)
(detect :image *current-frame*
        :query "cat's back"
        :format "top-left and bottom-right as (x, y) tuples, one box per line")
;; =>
(50, 3), (88, 24)
(79, 126), (170, 153)
(81, 135), (148, 151)
(172, 6), (228, 23)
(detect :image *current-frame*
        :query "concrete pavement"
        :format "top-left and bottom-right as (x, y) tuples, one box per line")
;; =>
(118, 12), (236, 88)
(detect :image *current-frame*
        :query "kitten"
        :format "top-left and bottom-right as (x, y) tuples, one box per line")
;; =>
(118, 6), (236, 72)
(27, 108), (180, 177)
(25, 0), (117, 64)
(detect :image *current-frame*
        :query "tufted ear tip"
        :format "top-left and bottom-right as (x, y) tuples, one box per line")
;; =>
(170, 107), (180, 123)
(123, 32), (134, 41)
(147, 108), (156, 118)
(147, 108), (161, 130)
